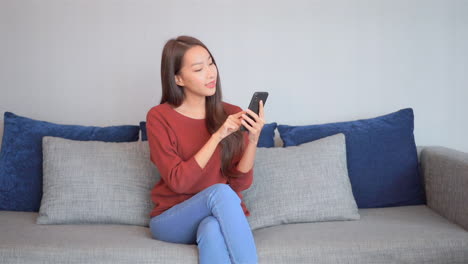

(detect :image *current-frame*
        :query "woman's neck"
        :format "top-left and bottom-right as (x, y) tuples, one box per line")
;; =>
(175, 94), (206, 119)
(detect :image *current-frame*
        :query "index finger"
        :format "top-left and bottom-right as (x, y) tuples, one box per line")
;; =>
(259, 100), (265, 118)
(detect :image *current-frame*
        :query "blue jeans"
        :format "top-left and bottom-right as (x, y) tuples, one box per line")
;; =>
(149, 183), (258, 264)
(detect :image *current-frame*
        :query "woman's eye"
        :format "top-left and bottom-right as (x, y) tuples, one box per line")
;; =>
(195, 62), (213, 72)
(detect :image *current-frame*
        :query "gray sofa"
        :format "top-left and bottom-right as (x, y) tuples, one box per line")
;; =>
(1, 146), (468, 263)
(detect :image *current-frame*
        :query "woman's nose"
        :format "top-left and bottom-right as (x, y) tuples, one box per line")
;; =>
(208, 65), (216, 79)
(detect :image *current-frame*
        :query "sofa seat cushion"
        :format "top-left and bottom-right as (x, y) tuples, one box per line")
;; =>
(1, 206), (467, 264)
(254, 205), (468, 264)
(0, 211), (197, 264)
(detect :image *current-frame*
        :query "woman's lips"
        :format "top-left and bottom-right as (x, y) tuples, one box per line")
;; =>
(206, 81), (216, 88)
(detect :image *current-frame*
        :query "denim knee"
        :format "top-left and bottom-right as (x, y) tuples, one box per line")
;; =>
(208, 183), (240, 204)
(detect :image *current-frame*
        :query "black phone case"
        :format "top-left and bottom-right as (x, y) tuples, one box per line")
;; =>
(240, 92), (269, 132)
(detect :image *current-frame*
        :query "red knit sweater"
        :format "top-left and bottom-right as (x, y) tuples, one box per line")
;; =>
(146, 102), (254, 218)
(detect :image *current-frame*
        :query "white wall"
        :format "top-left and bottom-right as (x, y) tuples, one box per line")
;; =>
(1, 0), (467, 152)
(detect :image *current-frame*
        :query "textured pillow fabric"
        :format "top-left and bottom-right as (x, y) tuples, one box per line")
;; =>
(140, 121), (147, 142)
(242, 133), (360, 230)
(140, 121), (278, 148)
(277, 108), (425, 208)
(37, 137), (159, 226)
(256, 122), (277, 148)
(0, 112), (140, 212)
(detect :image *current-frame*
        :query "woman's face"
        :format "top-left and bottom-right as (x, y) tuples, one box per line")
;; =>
(175, 45), (218, 98)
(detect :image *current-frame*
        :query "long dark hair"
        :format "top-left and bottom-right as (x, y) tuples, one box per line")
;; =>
(160, 35), (245, 178)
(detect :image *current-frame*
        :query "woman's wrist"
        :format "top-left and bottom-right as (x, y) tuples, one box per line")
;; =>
(195, 131), (223, 169)
(212, 131), (223, 143)
(246, 139), (258, 149)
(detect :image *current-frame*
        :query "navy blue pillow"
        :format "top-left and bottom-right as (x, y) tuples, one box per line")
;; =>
(256, 122), (277, 148)
(277, 108), (425, 208)
(140, 121), (277, 148)
(140, 121), (147, 141)
(0, 112), (140, 212)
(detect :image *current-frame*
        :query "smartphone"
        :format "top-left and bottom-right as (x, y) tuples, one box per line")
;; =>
(240, 91), (269, 132)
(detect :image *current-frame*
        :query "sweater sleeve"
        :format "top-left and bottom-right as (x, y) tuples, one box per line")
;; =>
(228, 132), (254, 193)
(146, 109), (205, 194)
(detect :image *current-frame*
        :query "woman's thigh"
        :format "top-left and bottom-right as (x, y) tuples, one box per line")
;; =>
(149, 184), (221, 244)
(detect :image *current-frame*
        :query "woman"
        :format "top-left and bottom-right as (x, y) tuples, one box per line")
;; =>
(146, 35), (265, 264)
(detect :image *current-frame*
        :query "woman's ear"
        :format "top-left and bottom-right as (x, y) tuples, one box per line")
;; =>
(175, 74), (184, 87)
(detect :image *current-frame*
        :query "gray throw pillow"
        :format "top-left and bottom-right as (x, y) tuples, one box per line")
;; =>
(242, 133), (360, 230)
(37, 137), (159, 226)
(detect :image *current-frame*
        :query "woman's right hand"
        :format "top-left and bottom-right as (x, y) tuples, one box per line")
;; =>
(215, 111), (246, 141)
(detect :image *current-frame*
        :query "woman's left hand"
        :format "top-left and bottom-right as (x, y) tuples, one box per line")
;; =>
(241, 100), (265, 144)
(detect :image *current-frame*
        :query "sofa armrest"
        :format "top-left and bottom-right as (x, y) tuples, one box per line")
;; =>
(420, 146), (468, 231)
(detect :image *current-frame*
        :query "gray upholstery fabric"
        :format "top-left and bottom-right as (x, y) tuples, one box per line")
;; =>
(421, 146), (468, 231)
(37, 137), (160, 226)
(1, 206), (467, 264)
(416, 145), (425, 161)
(0, 211), (197, 264)
(254, 205), (468, 264)
(243, 133), (360, 230)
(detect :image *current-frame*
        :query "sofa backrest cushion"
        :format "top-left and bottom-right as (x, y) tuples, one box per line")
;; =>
(37, 137), (159, 226)
(0, 112), (140, 212)
(277, 108), (425, 208)
(242, 133), (360, 230)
